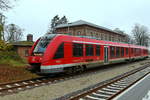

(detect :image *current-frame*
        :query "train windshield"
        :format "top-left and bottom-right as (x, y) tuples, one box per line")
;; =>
(33, 34), (56, 54)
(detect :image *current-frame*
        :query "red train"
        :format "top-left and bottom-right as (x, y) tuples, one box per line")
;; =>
(28, 34), (148, 74)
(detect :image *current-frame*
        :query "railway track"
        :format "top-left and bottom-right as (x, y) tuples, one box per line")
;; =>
(55, 63), (150, 100)
(0, 61), (149, 97)
(0, 73), (87, 96)
(0, 63), (127, 96)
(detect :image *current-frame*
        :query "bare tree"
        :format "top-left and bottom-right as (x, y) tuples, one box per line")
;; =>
(131, 24), (150, 46)
(113, 28), (131, 43)
(124, 34), (134, 44)
(0, 0), (14, 10)
(4, 23), (23, 42)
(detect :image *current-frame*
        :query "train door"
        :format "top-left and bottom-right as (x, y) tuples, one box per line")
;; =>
(104, 46), (109, 63)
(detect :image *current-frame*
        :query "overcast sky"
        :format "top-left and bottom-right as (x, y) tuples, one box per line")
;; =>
(3, 0), (150, 41)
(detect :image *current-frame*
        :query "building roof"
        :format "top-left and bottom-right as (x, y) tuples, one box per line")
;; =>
(56, 20), (126, 36)
(12, 41), (34, 47)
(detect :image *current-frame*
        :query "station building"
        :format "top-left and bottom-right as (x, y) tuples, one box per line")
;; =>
(12, 34), (34, 59)
(56, 20), (128, 43)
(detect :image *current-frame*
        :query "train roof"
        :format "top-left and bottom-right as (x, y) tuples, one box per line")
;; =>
(49, 34), (147, 49)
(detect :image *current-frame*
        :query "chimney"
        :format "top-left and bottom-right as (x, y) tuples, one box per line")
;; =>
(27, 34), (33, 42)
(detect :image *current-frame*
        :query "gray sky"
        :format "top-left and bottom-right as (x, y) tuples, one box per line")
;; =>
(3, 0), (150, 41)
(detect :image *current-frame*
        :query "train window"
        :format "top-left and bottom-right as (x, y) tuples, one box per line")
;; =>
(121, 47), (124, 57)
(116, 47), (120, 58)
(143, 49), (145, 54)
(86, 44), (94, 56)
(134, 48), (136, 56)
(144, 49), (147, 55)
(33, 34), (56, 53)
(110, 46), (115, 58)
(53, 43), (64, 59)
(138, 48), (140, 56)
(139, 49), (141, 55)
(126, 48), (128, 55)
(135, 48), (137, 56)
(145, 49), (146, 54)
(131, 48), (134, 55)
(96, 45), (101, 56)
(144, 49), (146, 54)
(73, 43), (83, 57)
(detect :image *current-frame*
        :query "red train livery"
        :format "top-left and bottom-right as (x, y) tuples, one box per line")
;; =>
(28, 34), (148, 74)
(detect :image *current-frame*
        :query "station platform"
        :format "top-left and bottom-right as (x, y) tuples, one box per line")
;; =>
(114, 74), (150, 100)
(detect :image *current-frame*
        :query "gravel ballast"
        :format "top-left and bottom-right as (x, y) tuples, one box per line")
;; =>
(0, 60), (150, 100)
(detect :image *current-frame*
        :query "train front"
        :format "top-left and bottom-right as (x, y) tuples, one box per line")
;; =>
(28, 34), (56, 72)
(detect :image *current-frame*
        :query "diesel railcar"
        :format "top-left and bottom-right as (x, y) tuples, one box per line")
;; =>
(28, 34), (148, 74)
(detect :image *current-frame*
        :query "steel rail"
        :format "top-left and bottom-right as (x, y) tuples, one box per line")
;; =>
(0, 61), (149, 96)
(55, 64), (150, 100)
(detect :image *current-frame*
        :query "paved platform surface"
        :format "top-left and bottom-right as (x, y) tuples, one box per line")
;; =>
(114, 74), (150, 100)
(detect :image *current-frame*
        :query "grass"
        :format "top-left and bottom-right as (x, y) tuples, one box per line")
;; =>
(0, 51), (27, 67)
(0, 58), (26, 67)
(0, 51), (40, 84)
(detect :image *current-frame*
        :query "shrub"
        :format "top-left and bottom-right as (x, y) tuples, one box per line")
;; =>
(0, 51), (26, 67)
(0, 51), (21, 60)
(0, 40), (12, 51)
(0, 41), (26, 67)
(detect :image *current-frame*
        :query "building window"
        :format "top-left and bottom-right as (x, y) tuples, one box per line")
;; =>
(86, 44), (94, 56)
(96, 45), (101, 56)
(112, 36), (114, 41)
(101, 34), (103, 40)
(109, 35), (111, 41)
(77, 31), (81, 36)
(90, 32), (93, 37)
(96, 33), (98, 38)
(118, 37), (121, 42)
(105, 34), (107, 40)
(73, 43), (83, 57)
(98, 33), (101, 39)
(25, 50), (29, 56)
(53, 43), (64, 59)
(94, 33), (96, 37)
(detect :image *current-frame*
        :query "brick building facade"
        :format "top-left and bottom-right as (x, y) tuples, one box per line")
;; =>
(13, 43), (33, 59)
(12, 34), (34, 59)
(56, 20), (127, 42)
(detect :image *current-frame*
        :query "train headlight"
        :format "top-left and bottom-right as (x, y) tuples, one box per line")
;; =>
(32, 57), (36, 62)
